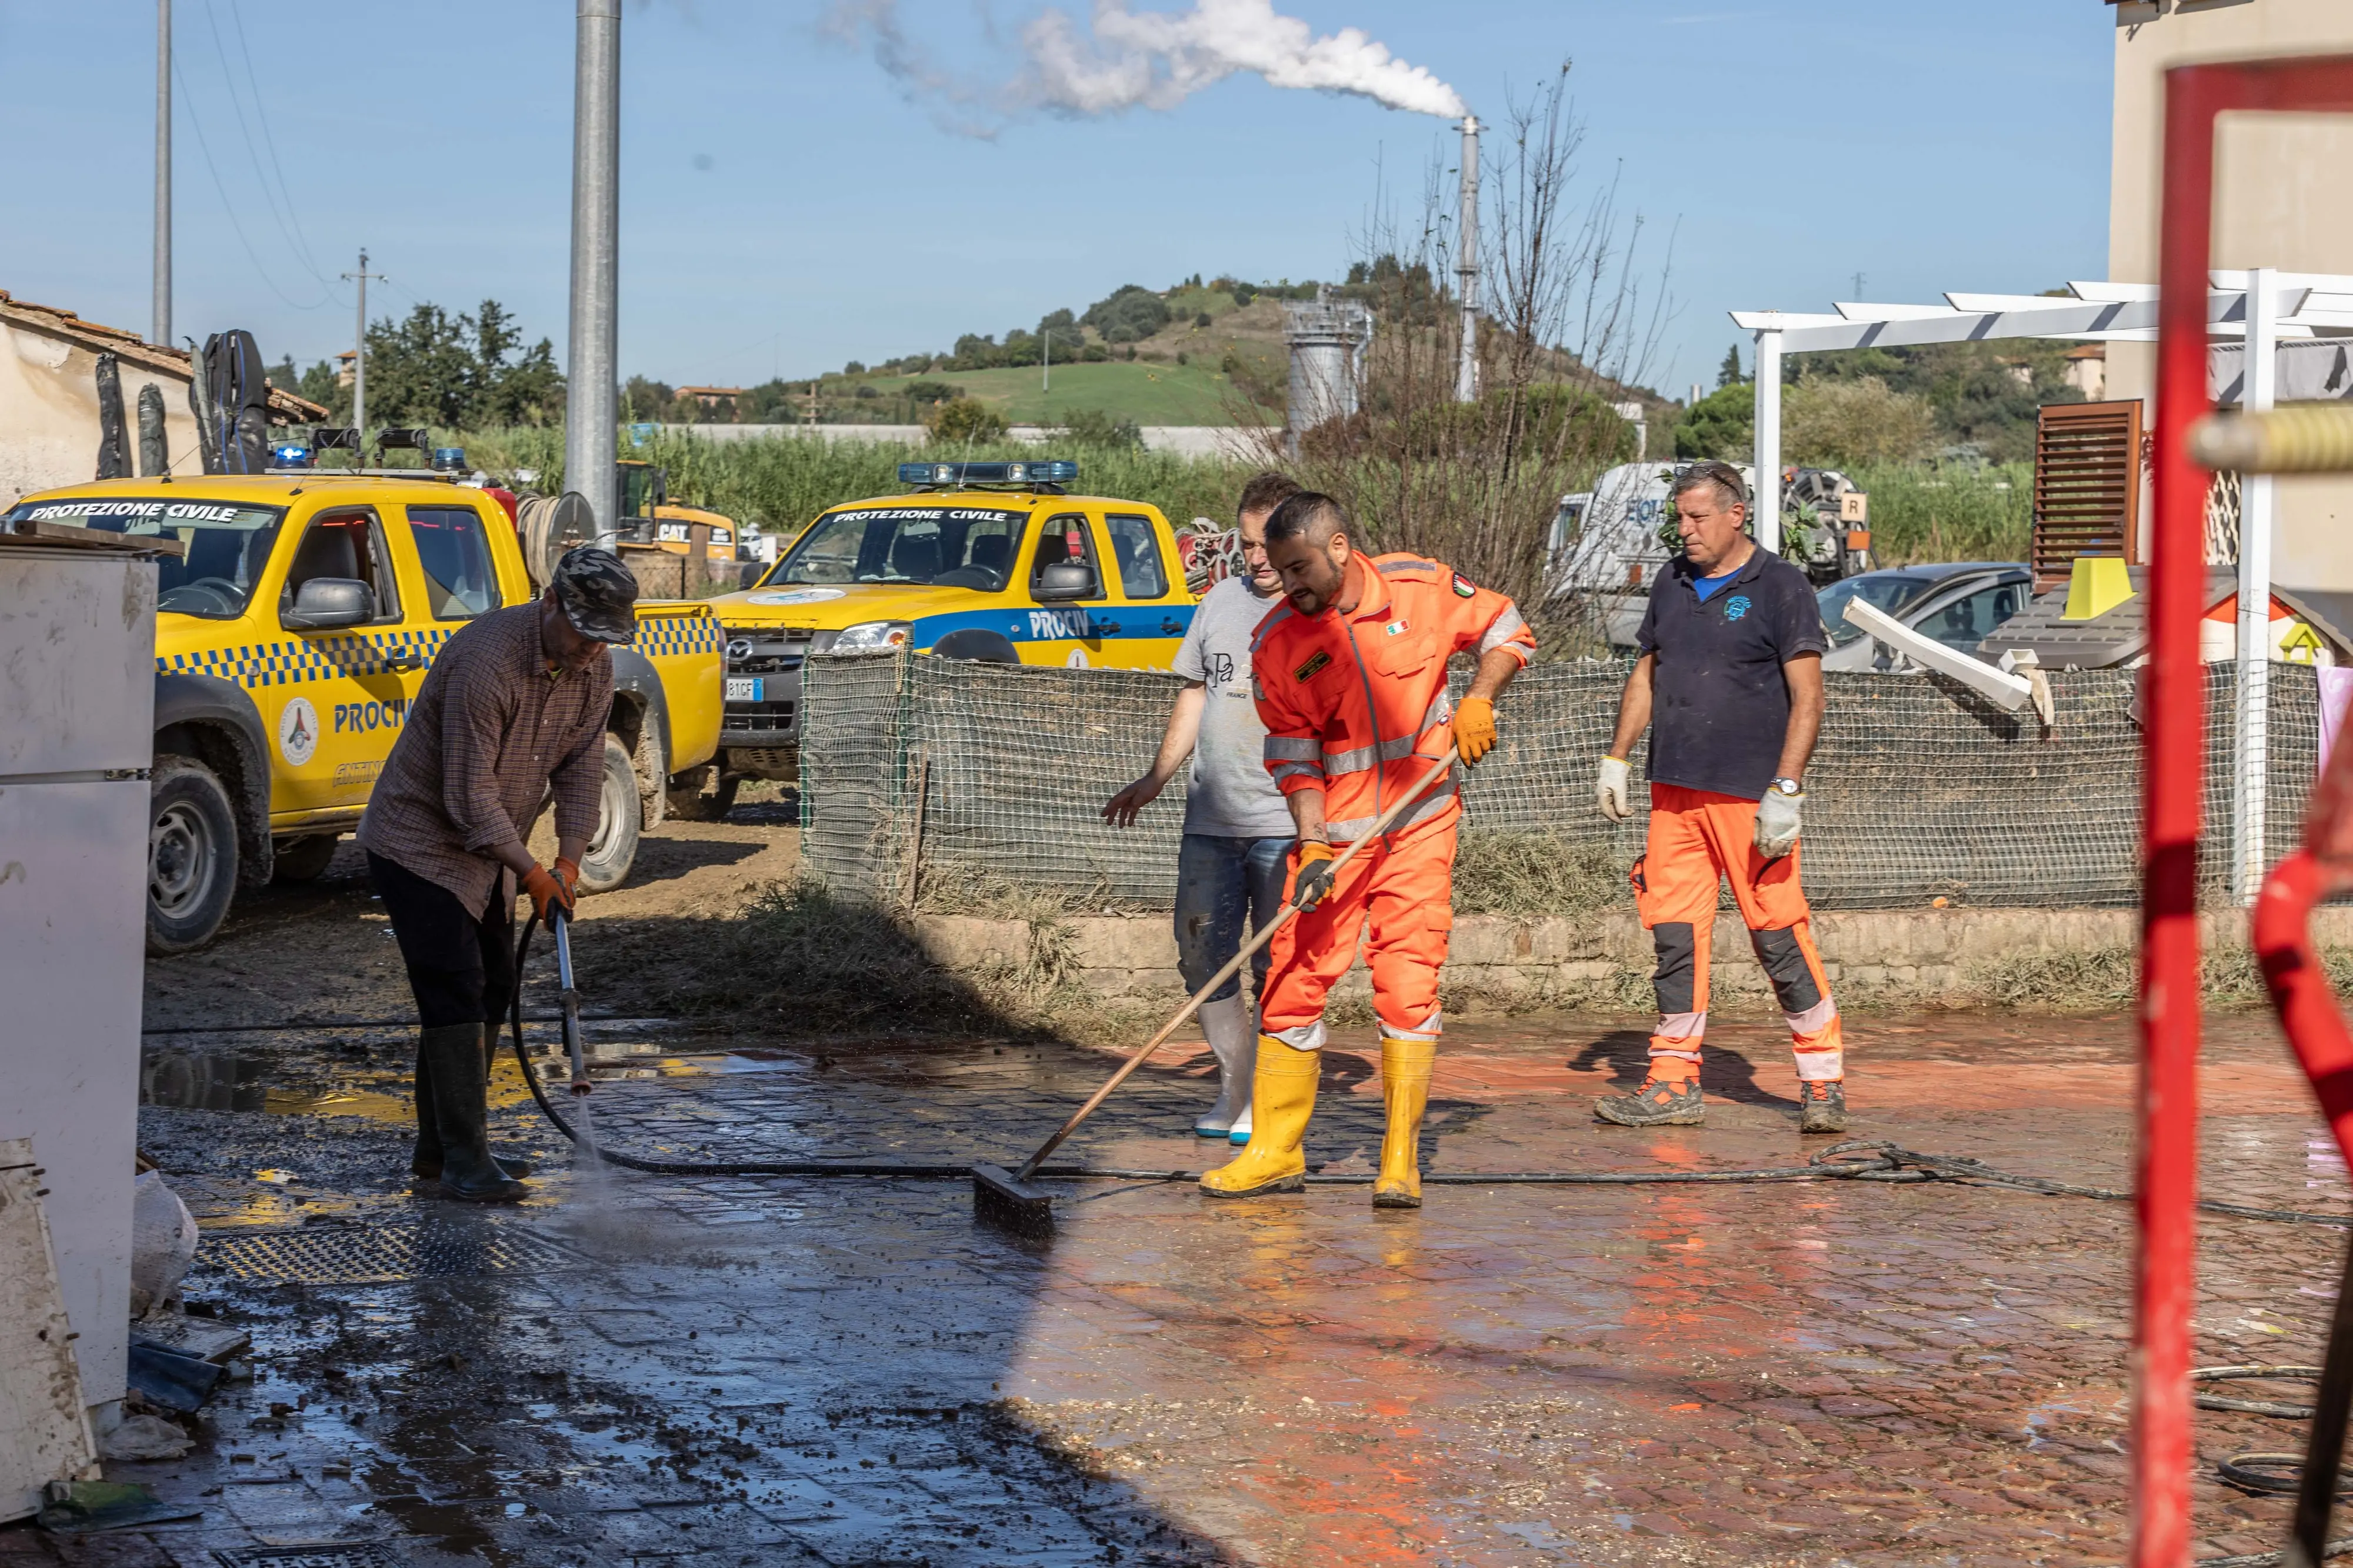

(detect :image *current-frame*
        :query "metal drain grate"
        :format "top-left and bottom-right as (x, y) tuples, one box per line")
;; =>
(214, 1545), (402, 1568)
(202, 1223), (586, 1285)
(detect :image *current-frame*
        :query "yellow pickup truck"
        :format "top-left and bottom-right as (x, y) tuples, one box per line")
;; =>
(3, 473), (724, 953)
(704, 458), (1197, 805)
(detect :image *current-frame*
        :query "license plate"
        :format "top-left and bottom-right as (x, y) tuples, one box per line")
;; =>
(725, 676), (764, 702)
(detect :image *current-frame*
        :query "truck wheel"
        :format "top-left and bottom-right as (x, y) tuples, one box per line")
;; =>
(148, 756), (241, 955)
(575, 735), (641, 895)
(271, 833), (339, 883)
(665, 765), (739, 822)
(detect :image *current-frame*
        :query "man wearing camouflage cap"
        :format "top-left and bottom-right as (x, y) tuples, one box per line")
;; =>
(358, 545), (639, 1202)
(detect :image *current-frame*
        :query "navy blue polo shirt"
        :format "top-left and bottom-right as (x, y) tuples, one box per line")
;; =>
(1636, 545), (1827, 802)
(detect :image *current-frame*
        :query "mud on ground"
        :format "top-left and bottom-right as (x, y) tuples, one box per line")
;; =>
(26, 803), (2348, 1566)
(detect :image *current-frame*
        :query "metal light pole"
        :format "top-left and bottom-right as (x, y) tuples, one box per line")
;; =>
(566, 0), (622, 532)
(153, 0), (170, 346)
(1454, 115), (1481, 404)
(341, 249), (382, 435)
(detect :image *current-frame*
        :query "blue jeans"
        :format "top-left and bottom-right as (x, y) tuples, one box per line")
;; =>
(1175, 833), (1294, 1003)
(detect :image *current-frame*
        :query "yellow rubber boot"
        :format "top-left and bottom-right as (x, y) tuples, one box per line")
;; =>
(1374, 1038), (1436, 1209)
(1199, 1040), (1319, 1199)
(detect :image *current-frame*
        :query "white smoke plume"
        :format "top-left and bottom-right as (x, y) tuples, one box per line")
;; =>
(829, 0), (1467, 134)
(1022, 0), (1466, 120)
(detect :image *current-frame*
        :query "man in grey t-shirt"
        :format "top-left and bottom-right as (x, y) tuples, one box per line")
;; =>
(1103, 471), (1302, 1143)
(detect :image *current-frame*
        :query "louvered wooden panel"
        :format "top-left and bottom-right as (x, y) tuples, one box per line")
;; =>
(2032, 399), (2142, 591)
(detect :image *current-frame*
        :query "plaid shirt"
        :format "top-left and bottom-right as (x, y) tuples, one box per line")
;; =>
(357, 603), (613, 916)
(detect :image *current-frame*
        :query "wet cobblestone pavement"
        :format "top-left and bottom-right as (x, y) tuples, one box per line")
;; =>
(11, 1008), (2352, 1566)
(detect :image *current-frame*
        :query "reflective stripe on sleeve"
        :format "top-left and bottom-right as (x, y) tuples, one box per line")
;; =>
(1264, 735), (1322, 761)
(1478, 603), (1533, 659)
(1269, 761), (1324, 788)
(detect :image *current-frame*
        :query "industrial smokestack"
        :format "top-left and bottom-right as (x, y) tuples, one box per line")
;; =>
(1454, 114), (1479, 404)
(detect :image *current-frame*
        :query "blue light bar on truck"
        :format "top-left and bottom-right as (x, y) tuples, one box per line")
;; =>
(271, 443), (314, 468)
(897, 459), (1079, 488)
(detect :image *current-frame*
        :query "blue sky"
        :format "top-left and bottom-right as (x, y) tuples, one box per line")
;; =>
(0, 1), (2115, 402)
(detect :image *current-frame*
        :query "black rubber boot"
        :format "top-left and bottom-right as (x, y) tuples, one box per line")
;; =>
(419, 1023), (527, 1202)
(410, 1032), (441, 1179)
(1594, 1077), (1706, 1127)
(409, 1027), (532, 1182)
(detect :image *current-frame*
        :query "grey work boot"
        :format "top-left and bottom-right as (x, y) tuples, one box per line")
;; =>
(1798, 1079), (1848, 1135)
(1593, 1077), (1706, 1127)
(419, 1023), (527, 1202)
(409, 1025), (532, 1182)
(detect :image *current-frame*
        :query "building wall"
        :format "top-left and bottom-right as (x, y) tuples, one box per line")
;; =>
(2108, 0), (2353, 587)
(0, 318), (204, 508)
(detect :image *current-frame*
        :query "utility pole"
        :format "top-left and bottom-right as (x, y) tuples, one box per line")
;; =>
(341, 249), (384, 436)
(566, 0), (622, 533)
(1454, 115), (1481, 404)
(153, 0), (170, 346)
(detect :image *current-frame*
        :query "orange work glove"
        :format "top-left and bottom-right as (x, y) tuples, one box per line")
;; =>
(524, 862), (577, 923)
(1452, 695), (1498, 767)
(1289, 840), (1338, 912)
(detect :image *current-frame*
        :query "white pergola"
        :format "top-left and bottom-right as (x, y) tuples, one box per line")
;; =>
(1732, 270), (2353, 900)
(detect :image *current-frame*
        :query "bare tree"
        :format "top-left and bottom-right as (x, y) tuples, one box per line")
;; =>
(1259, 64), (1674, 628)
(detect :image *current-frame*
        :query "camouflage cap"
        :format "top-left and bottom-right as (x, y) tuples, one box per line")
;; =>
(551, 546), (639, 644)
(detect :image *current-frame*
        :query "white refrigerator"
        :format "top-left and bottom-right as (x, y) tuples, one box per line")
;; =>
(0, 530), (159, 1427)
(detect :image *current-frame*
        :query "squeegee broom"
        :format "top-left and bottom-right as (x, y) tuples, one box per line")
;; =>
(973, 747), (1462, 1236)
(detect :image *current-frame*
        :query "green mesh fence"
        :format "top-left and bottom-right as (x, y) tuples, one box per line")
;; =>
(798, 651), (2322, 913)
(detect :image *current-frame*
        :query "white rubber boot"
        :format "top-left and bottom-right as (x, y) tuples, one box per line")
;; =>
(1194, 992), (1258, 1137)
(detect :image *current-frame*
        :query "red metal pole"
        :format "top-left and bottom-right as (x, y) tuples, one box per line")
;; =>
(2141, 58), (2353, 1568)
(2137, 62), (2220, 1568)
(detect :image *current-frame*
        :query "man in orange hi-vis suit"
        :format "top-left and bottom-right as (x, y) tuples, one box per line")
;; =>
(1593, 461), (1845, 1134)
(1200, 492), (1534, 1209)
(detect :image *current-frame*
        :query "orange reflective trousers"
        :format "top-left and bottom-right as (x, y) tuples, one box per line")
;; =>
(1633, 783), (1843, 1083)
(1259, 819), (1455, 1050)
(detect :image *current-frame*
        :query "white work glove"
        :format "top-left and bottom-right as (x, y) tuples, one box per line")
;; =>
(1755, 788), (1803, 860)
(1595, 755), (1632, 822)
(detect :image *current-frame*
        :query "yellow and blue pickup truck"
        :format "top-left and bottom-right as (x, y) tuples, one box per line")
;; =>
(704, 458), (1197, 802)
(3, 472), (724, 953)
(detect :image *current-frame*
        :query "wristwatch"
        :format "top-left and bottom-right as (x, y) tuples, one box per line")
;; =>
(1768, 776), (1802, 797)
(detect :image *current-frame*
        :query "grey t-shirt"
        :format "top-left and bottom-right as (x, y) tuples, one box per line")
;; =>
(1172, 576), (1295, 839)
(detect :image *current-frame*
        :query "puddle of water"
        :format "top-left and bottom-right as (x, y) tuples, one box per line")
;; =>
(144, 1047), (414, 1123)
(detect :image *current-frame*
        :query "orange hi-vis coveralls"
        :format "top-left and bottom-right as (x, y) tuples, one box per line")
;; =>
(1251, 553), (1535, 1049)
(1634, 786), (1842, 1080)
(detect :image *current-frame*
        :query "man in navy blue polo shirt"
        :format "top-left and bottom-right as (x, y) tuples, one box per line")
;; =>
(1589, 461), (1845, 1132)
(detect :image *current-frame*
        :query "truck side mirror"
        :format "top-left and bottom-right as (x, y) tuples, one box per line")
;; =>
(282, 577), (373, 630)
(1034, 561), (1095, 602)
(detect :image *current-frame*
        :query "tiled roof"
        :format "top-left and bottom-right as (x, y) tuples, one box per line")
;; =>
(0, 288), (328, 422)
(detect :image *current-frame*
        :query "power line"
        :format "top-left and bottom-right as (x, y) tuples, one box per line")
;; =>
(195, 0), (328, 290)
(214, 0), (328, 285)
(170, 52), (334, 311)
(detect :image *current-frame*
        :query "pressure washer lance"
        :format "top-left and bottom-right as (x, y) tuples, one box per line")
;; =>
(972, 746), (1464, 1237)
(552, 908), (591, 1096)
